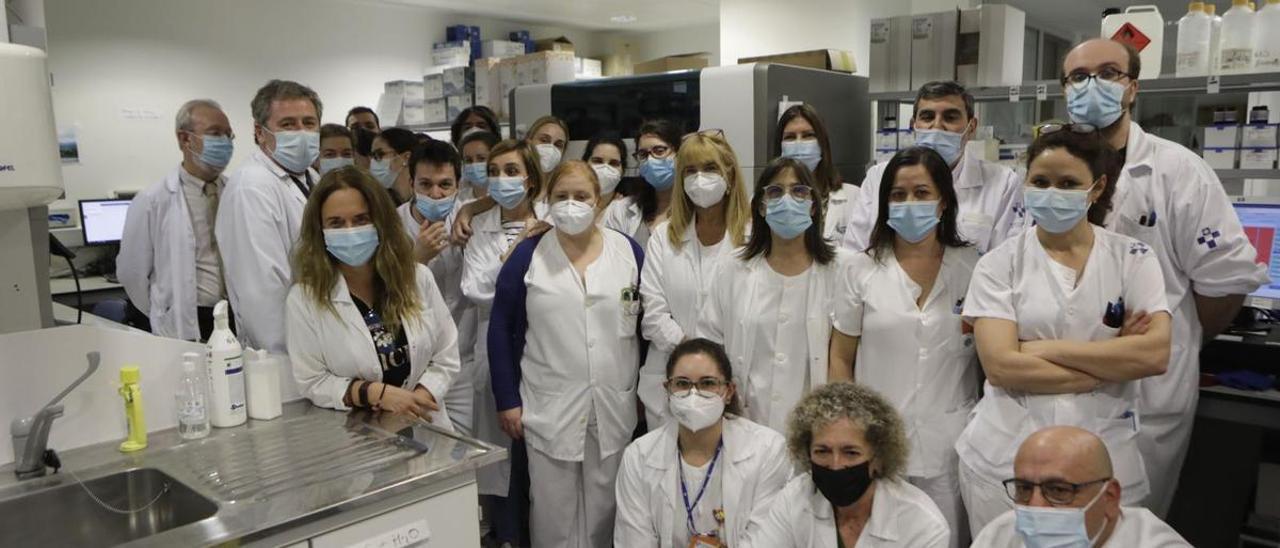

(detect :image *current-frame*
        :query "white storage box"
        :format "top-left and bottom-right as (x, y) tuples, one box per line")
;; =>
(431, 47), (470, 69)
(575, 57), (603, 79)
(898, 130), (917, 148)
(474, 58), (503, 116)
(424, 98), (448, 126)
(422, 74), (444, 100)
(443, 66), (473, 96)
(1242, 124), (1279, 148)
(875, 130), (898, 150)
(481, 39), (526, 59)
(401, 100), (425, 125)
(519, 51), (575, 86)
(1240, 147), (1278, 169)
(1202, 147), (1238, 170)
(1203, 125), (1240, 149)
(447, 94), (474, 120)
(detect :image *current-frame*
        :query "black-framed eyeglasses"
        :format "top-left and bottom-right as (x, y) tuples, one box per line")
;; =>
(1060, 66), (1135, 88)
(665, 376), (729, 397)
(633, 144), (672, 162)
(1036, 122), (1099, 138)
(763, 184), (813, 201)
(1003, 477), (1111, 505)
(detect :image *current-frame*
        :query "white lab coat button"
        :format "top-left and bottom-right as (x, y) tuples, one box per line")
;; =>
(775, 353), (786, 363)
(588, 339), (595, 348)
(780, 313), (790, 323)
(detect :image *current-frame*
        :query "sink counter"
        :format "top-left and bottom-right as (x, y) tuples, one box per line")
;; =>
(0, 401), (506, 547)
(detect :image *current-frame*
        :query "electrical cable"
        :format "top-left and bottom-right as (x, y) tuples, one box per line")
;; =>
(64, 255), (81, 324)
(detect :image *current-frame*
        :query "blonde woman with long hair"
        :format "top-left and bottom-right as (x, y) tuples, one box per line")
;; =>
(637, 130), (751, 429)
(286, 166), (459, 427)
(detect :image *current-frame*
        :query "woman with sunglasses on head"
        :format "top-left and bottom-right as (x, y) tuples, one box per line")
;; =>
(776, 104), (859, 241)
(828, 146), (980, 548)
(955, 124), (1172, 534)
(601, 119), (682, 249)
(615, 338), (791, 548)
(697, 156), (848, 434)
(637, 131), (751, 429)
(489, 160), (645, 547)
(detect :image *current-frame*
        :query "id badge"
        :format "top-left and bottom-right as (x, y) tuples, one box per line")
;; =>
(689, 534), (724, 548)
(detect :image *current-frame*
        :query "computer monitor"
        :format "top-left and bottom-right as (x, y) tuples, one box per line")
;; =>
(78, 198), (131, 246)
(1232, 198), (1280, 308)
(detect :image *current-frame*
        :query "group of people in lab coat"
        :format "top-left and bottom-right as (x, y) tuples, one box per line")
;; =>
(115, 36), (1271, 548)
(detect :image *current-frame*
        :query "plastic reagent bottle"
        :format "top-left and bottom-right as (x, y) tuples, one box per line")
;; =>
(1177, 3), (1212, 77)
(206, 300), (247, 428)
(1220, 0), (1258, 74)
(176, 351), (211, 439)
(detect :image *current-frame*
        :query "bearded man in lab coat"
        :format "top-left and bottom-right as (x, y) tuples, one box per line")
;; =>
(1059, 38), (1269, 516)
(118, 99), (235, 341)
(216, 80), (323, 355)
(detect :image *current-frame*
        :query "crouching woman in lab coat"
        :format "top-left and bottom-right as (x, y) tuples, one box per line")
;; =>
(615, 338), (791, 547)
(286, 166), (460, 426)
(488, 160), (645, 547)
(698, 156), (848, 434)
(744, 382), (950, 547)
(955, 125), (1172, 534)
(828, 147), (980, 548)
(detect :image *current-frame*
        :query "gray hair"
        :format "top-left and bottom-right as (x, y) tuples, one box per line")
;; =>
(250, 79), (323, 127)
(175, 99), (224, 132)
(786, 382), (910, 480)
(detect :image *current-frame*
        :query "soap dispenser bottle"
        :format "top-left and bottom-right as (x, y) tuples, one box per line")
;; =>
(206, 300), (247, 428)
(118, 365), (147, 452)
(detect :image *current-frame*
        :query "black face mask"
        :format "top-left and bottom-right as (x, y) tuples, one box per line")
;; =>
(810, 460), (873, 508)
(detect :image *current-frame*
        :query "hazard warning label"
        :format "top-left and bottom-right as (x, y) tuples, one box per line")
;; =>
(1111, 22), (1152, 52)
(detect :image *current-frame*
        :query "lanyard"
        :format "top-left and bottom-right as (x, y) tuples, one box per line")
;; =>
(289, 172), (312, 198)
(679, 440), (723, 536)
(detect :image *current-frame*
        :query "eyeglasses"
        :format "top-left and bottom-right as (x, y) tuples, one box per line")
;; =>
(666, 376), (729, 397)
(682, 128), (726, 143)
(1060, 67), (1135, 88)
(763, 184), (813, 201)
(1002, 477), (1111, 505)
(1036, 122), (1099, 136)
(633, 144), (672, 162)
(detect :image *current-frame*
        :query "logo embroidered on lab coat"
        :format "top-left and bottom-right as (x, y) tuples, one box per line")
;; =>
(1128, 242), (1150, 255)
(1197, 227), (1222, 250)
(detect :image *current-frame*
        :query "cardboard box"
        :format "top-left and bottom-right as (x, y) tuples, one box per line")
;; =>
(534, 36), (574, 53)
(1240, 147), (1278, 169)
(633, 53), (710, 75)
(498, 57), (520, 118)
(1204, 125), (1240, 149)
(738, 49), (857, 73)
(575, 57), (603, 79)
(424, 98), (448, 126)
(1202, 147), (1237, 170)
(422, 74), (444, 100)
(1242, 124), (1279, 148)
(482, 39), (527, 59)
(518, 51), (576, 85)
(474, 58), (503, 115)
(443, 66), (474, 96)
(447, 94), (474, 120)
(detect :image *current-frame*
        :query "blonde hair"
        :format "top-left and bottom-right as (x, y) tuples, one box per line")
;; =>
(291, 166), (421, 331)
(546, 160), (600, 198)
(667, 133), (750, 251)
(527, 115), (569, 144)
(488, 139), (546, 201)
(786, 382), (910, 480)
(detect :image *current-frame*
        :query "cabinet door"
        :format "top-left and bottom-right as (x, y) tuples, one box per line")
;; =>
(310, 482), (480, 548)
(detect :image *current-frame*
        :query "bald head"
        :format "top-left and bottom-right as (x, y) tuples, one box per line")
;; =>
(1016, 426), (1113, 481)
(1064, 38), (1140, 81)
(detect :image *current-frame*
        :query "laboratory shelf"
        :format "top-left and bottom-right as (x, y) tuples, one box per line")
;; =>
(869, 72), (1280, 103)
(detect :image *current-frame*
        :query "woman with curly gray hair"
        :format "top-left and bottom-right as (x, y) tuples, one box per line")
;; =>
(744, 382), (950, 547)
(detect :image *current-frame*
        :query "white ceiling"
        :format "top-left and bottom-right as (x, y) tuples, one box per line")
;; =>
(379, 0), (719, 31)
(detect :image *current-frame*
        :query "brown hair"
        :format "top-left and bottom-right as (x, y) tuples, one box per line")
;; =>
(665, 338), (743, 416)
(291, 166), (421, 331)
(775, 104), (838, 195)
(487, 139), (546, 201)
(667, 133), (751, 252)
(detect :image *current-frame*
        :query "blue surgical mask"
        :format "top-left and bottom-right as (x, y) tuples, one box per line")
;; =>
(887, 200), (940, 243)
(490, 176), (528, 209)
(369, 158), (399, 189)
(1067, 78), (1127, 129)
(463, 162), (489, 188)
(267, 129), (320, 174)
(318, 157), (353, 177)
(195, 135), (234, 170)
(323, 225), (379, 267)
(781, 139), (822, 172)
(915, 128), (966, 166)
(415, 193), (455, 222)
(765, 195), (813, 240)
(640, 156), (675, 191)
(1014, 485), (1108, 548)
(1025, 184), (1095, 234)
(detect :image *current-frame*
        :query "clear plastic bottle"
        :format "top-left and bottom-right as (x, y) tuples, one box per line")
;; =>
(1209, 4), (1224, 75)
(1220, 0), (1258, 74)
(1177, 2), (1212, 77)
(1255, 0), (1280, 70)
(176, 351), (211, 440)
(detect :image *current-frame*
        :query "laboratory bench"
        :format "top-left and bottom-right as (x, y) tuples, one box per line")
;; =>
(49, 274), (127, 314)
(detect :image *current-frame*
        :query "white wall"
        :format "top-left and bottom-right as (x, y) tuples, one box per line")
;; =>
(43, 0), (607, 212)
(602, 22), (720, 68)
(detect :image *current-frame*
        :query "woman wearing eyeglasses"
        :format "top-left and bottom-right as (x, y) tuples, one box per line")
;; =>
(698, 156), (848, 434)
(827, 146), (980, 548)
(637, 131), (751, 429)
(955, 125), (1172, 534)
(615, 338), (791, 548)
(369, 127), (418, 205)
(601, 119), (683, 249)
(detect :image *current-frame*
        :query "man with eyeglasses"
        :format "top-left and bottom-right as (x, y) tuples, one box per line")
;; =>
(972, 426), (1191, 546)
(843, 80), (1024, 254)
(1061, 38), (1269, 517)
(119, 99), (235, 342)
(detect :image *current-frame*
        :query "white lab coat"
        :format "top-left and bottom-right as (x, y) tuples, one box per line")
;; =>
(697, 250), (849, 432)
(398, 202), (477, 435)
(216, 148), (316, 355)
(614, 417), (793, 548)
(118, 166), (217, 340)
(744, 475), (951, 548)
(601, 195), (651, 249)
(842, 152), (1024, 254)
(957, 225), (1170, 531)
(285, 263), (459, 428)
(972, 506), (1193, 547)
(638, 220), (738, 427)
(1105, 122), (1271, 515)
(824, 183), (859, 242)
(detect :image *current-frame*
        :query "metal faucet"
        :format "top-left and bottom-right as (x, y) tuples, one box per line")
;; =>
(10, 352), (100, 479)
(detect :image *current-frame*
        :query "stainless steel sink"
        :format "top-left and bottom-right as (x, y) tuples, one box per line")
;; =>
(0, 467), (217, 547)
